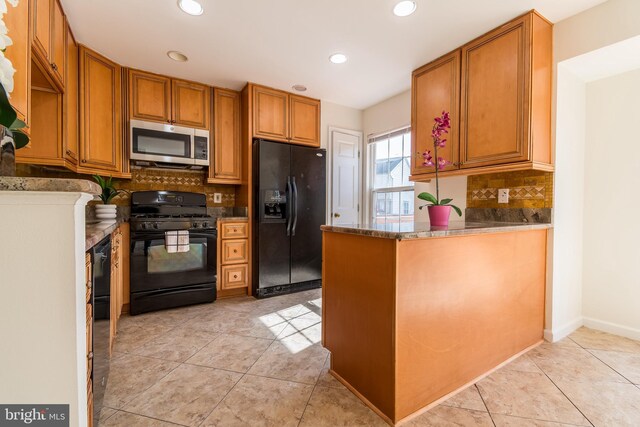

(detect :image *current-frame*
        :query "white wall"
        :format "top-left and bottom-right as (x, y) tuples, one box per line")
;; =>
(321, 101), (363, 149)
(549, 0), (640, 341)
(549, 66), (587, 341)
(362, 90), (467, 222)
(581, 69), (640, 339)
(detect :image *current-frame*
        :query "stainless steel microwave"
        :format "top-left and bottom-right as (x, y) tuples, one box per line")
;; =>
(130, 120), (209, 167)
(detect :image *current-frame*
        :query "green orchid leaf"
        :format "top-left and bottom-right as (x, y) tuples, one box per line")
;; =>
(0, 84), (18, 129)
(450, 204), (463, 217)
(11, 129), (30, 149)
(10, 117), (27, 130)
(440, 198), (453, 205)
(417, 192), (437, 205)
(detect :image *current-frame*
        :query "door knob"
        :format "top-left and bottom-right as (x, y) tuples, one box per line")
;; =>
(333, 213), (340, 218)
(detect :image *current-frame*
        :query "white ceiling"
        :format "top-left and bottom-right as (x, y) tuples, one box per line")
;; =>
(60, 0), (608, 110)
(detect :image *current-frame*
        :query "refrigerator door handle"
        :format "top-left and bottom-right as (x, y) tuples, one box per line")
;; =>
(292, 177), (298, 236)
(286, 176), (293, 236)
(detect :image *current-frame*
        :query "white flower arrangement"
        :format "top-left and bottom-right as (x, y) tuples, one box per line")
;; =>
(0, 0), (19, 96)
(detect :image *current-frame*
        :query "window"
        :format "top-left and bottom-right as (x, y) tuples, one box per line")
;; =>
(369, 127), (414, 225)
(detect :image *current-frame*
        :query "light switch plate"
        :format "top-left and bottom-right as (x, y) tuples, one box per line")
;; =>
(498, 189), (510, 204)
(214, 193), (222, 203)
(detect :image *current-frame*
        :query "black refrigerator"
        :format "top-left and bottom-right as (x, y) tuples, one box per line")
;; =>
(253, 139), (326, 298)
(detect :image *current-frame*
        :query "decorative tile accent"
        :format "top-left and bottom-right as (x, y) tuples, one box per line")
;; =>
(17, 164), (241, 208)
(467, 170), (553, 209)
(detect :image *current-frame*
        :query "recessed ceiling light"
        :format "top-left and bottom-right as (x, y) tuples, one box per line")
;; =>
(167, 51), (188, 62)
(329, 53), (348, 64)
(178, 0), (204, 16)
(393, 1), (416, 17)
(292, 85), (307, 92)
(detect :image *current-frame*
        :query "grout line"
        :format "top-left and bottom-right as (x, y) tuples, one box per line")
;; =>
(584, 348), (637, 385)
(113, 408), (189, 426)
(527, 352), (596, 427)
(474, 384), (497, 427)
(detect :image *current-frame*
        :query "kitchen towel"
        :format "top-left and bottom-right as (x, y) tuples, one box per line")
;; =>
(165, 230), (190, 253)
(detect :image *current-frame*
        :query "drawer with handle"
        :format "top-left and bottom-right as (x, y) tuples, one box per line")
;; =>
(221, 239), (248, 264)
(220, 264), (249, 289)
(220, 222), (248, 239)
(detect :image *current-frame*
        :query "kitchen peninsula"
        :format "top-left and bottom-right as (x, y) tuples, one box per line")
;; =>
(321, 221), (551, 425)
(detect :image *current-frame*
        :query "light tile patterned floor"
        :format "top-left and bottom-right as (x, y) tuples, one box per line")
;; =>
(101, 289), (640, 426)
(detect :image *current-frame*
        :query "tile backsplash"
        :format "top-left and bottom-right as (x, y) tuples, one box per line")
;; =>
(465, 170), (553, 224)
(16, 164), (238, 207)
(467, 170), (553, 209)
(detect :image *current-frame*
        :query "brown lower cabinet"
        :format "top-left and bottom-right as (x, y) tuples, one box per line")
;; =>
(217, 219), (249, 297)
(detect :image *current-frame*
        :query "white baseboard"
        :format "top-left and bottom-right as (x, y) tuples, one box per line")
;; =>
(583, 317), (640, 341)
(544, 317), (583, 342)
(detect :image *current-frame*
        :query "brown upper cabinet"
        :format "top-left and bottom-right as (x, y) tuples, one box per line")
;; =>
(209, 88), (242, 184)
(63, 26), (79, 166)
(128, 69), (210, 129)
(411, 50), (460, 176)
(251, 84), (320, 147)
(32, 0), (65, 91)
(78, 46), (124, 175)
(410, 11), (552, 181)
(4, 0), (31, 130)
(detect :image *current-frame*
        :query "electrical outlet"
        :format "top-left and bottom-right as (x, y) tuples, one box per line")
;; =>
(498, 189), (510, 204)
(213, 193), (222, 203)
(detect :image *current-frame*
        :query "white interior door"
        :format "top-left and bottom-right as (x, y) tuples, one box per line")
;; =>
(330, 128), (362, 225)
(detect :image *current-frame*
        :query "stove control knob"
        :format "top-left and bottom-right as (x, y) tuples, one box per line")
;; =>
(193, 222), (200, 228)
(152, 223), (159, 230)
(202, 222), (209, 229)
(140, 223), (147, 230)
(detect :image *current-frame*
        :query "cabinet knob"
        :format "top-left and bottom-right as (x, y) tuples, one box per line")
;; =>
(88, 351), (94, 360)
(233, 229), (237, 233)
(66, 149), (72, 155)
(167, 120), (171, 123)
(51, 63), (58, 71)
(233, 249), (238, 253)
(333, 213), (340, 218)
(233, 274), (238, 279)
(81, 159), (87, 163)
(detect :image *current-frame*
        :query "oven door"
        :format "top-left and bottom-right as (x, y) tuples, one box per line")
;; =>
(130, 120), (195, 165)
(130, 230), (217, 293)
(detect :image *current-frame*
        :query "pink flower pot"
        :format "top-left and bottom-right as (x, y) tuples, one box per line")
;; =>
(427, 205), (452, 227)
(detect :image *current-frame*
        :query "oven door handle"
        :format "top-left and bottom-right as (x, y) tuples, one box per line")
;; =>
(286, 176), (292, 237)
(131, 231), (217, 240)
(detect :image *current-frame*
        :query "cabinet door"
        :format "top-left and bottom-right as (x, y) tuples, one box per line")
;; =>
(63, 26), (79, 165)
(16, 88), (62, 164)
(411, 50), (460, 176)
(79, 46), (122, 173)
(129, 70), (171, 124)
(50, 0), (65, 88)
(32, 0), (51, 64)
(289, 95), (320, 147)
(171, 79), (210, 129)
(252, 86), (288, 141)
(4, 0), (31, 128)
(460, 15), (531, 168)
(211, 88), (241, 182)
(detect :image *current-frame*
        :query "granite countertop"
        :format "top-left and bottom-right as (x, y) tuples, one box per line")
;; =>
(0, 177), (100, 194)
(321, 221), (552, 240)
(86, 217), (128, 251)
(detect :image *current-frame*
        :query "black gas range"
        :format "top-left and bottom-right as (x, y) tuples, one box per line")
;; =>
(129, 191), (217, 315)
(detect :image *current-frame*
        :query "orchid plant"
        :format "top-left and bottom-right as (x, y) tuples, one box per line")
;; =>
(417, 111), (462, 217)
